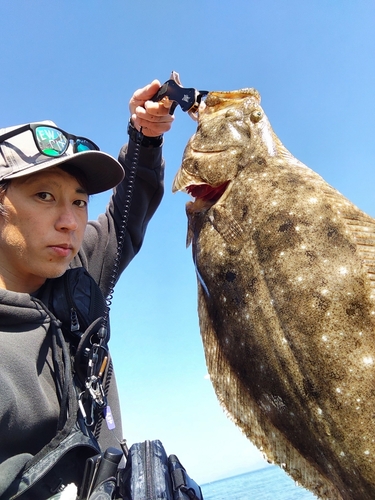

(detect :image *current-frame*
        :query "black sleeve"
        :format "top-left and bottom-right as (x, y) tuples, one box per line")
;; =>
(72, 138), (165, 296)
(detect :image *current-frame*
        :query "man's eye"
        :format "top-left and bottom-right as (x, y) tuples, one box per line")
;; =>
(37, 192), (53, 201)
(74, 199), (88, 208)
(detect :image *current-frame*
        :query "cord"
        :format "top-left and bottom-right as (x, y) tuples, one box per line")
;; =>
(101, 127), (143, 329)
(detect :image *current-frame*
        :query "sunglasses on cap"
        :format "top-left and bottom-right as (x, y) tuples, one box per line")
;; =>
(0, 123), (99, 158)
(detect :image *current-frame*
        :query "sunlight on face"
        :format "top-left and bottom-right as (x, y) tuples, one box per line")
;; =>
(0, 167), (88, 293)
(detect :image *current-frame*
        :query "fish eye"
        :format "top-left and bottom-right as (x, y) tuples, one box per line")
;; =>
(250, 110), (263, 123)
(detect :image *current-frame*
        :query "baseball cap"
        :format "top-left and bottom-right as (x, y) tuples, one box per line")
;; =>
(0, 120), (125, 194)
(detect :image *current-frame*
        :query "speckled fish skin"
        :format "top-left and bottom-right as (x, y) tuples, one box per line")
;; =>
(173, 89), (375, 500)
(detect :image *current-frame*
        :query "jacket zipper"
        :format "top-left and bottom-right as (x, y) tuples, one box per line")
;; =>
(70, 307), (80, 332)
(144, 440), (154, 500)
(64, 273), (85, 335)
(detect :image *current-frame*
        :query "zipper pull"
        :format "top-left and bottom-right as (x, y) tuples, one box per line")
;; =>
(70, 308), (80, 332)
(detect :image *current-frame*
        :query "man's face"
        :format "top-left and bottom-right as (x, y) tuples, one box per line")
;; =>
(0, 167), (88, 293)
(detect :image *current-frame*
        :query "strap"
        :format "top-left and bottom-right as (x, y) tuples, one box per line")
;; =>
(4, 311), (101, 499)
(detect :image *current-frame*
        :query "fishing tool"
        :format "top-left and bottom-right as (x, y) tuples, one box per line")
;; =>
(151, 71), (208, 120)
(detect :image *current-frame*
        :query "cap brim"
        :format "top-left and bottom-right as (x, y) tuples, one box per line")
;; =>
(4, 149), (125, 195)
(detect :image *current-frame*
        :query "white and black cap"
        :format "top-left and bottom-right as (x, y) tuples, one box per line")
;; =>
(0, 120), (125, 194)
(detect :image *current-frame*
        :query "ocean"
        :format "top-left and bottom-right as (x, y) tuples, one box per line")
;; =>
(201, 465), (318, 499)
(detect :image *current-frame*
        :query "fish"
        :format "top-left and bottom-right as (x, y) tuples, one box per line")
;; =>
(172, 89), (375, 500)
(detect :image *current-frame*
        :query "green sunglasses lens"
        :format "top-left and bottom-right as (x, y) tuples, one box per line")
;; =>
(35, 126), (68, 157)
(76, 138), (98, 152)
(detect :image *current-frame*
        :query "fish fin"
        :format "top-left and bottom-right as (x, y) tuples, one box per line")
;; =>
(186, 203), (205, 248)
(210, 205), (244, 244)
(186, 220), (193, 248)
(274, 134), (308, 168)
(197, 282), (343, 500)
(325, 189), (375, 300)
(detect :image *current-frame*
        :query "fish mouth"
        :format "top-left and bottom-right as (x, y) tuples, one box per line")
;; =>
(173, 174), (230, 212)
(173, 163), (231, 210)
(186, 181), (230, 204)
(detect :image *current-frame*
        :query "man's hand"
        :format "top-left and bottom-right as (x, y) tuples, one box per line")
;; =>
(129, 80), (174, 137)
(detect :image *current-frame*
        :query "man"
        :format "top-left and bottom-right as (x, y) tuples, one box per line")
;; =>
(0, 80), (173, 498)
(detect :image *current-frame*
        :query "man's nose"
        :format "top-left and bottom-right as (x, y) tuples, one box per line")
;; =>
(55, 206), (79, 231)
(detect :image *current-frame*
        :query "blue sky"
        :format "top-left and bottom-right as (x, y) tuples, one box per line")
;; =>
(2, 0), (374, 489)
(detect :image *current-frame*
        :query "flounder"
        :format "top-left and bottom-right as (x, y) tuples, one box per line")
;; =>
(173, 89), (375, 499)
